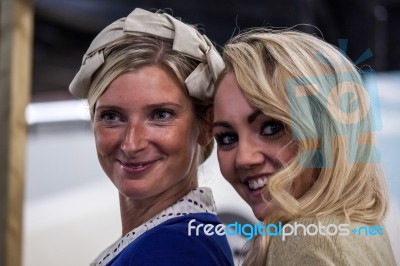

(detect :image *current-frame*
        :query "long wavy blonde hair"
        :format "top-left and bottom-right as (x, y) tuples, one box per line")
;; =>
(218, 28), (388, 265)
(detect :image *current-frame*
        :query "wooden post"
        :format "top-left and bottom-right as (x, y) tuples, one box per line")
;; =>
(0, 0), (33, 265)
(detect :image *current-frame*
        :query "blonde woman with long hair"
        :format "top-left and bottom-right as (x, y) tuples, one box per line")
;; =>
(212, 28), (396, 265)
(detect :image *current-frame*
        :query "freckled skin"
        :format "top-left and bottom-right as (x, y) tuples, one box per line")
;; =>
(93, 66), (200, 207)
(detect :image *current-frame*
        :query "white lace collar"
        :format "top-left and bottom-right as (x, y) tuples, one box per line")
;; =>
(91, 187), (216, 265)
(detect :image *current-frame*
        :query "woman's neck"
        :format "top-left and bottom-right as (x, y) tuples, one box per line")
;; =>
(118, 179), (197, 235)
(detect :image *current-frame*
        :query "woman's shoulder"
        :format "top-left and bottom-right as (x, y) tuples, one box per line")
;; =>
(266, 214), (396, 266)
(139, 212), (232, 253)
(110, 213), (234, 265)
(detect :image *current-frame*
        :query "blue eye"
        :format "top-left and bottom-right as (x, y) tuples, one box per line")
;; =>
(151, 109), (174, 121)
(261, 121), (284, 137)
(214, 133), (238, 149)
(100, 112), (121, 122)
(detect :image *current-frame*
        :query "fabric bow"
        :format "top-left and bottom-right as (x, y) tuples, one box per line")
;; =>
(69, 8), (224, 102)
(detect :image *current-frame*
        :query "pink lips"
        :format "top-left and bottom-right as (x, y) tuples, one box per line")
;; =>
(248, 185), (264, 198)
(243, 173), (272, 183)
(118, 159), (159, 175)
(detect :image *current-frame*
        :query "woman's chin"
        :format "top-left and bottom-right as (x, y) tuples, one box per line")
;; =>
(252, 203), (276, 221)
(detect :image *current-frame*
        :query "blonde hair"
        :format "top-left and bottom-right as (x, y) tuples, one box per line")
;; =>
(218, 28), (388, 265)
(88, 34), (213, 165)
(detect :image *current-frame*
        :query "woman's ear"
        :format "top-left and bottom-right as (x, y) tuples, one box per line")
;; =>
(198, 106), (214, 147)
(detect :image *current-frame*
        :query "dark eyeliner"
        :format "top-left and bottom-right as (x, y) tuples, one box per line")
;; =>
(260, 120), (285, 138)
(214, 132), (238, 149)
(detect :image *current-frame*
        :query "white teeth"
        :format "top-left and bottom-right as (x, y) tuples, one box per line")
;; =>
(248, 177), (268, 190)
(131, 164), (144, 169)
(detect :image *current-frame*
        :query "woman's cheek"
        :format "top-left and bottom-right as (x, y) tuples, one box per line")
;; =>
(217, 151), (235, 183)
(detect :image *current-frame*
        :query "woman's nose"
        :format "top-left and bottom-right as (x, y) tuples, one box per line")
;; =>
(235, 136), (265, 169)
(121, 122), (148, 155)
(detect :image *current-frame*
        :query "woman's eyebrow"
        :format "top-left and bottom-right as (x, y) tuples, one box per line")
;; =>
(247, 110), (262, 124)
(212, 121), (232, 129)
(95, 105), (122, 111)
(145, 102), (183, 109)
(213, 110), (262, 129)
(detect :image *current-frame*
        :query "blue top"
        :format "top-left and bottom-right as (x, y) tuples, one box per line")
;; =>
(106, 213), (234, 266)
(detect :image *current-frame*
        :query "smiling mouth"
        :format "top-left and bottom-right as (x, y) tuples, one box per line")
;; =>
(118, 159), (159, 173)
(126, 164), (146, 170)
(248, 177), (268, 190)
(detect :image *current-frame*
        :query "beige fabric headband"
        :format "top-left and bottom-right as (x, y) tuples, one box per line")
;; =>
(69, 8), (224, 102)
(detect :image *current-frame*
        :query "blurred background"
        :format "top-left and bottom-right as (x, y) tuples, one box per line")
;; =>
(20, 0), (400, 265)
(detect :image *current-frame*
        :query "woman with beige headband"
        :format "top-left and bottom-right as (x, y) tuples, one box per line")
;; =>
(213, 29), (396, 265)
(69, 8), (233, 266)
